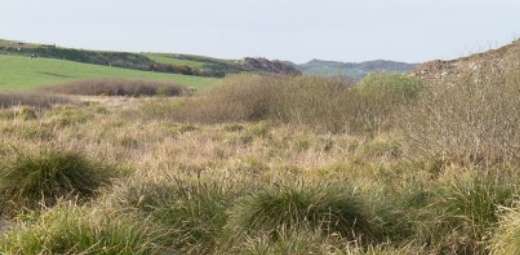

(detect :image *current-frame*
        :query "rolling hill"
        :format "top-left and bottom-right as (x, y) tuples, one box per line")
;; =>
(0, 39), (300, 78)
(0, 55), (219, 91)
(297, 59), (417, 79)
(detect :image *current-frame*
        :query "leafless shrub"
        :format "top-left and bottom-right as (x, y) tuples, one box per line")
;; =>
(402, 68), (520, 165)
(148, 74), (420, 134)
(43, 79), (192, 97)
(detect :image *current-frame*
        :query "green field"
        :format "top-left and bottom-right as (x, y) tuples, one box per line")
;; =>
(0, 55), (219, 91)
(144, 53), (207, 68)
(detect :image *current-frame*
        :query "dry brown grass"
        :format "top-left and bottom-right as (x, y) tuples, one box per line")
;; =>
(43, 79), (192, 97)
(1, 69), (520, 254)
(0, 92), (72, 108)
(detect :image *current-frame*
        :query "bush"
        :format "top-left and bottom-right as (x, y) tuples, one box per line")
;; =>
(351, 74), (423, 133)
(0, 93), (72, 108)
(225, 184), (375, 241)
(0, 205), (166, 255)
(0, 149), (115, 211)
(154, 74), (421, 134)
(402, 70), (520, 166)
(490, 205), (520, 255)
(44, 79), (192, 97)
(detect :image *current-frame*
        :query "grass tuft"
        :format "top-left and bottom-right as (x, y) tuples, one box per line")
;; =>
(225, 183), (374, 241)
(0, 149), (115, 212)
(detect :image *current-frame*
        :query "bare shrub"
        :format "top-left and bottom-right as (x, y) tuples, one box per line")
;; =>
(402, 69), (520, 165)
(0, 93), (72, 109)
(43, 79), (192, 97)
(151, 74), (421, 134)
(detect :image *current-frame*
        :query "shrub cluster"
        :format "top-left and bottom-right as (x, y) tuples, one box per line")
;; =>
(402, 70), (520, 166)
(44, 79), (192, 97)
(153, 74), (422, 133)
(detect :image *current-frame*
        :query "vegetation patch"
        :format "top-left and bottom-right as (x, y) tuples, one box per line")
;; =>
(0, 149), (115, 213)
(0, 205), (165, 255)
(225, 184), (375, 241)
(111, 178), (235, 253)
(44, 79), (193, 97)
(0, 92), (72, 109)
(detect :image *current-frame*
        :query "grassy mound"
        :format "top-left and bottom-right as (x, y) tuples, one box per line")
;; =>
(0, 149), (115, 211)
(225, 184), (374, 240)
(0, 205), (165, 255)
(44, 79), (193, 97)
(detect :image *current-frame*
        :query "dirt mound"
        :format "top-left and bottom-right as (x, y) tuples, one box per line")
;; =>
(412, 40), (520, 80)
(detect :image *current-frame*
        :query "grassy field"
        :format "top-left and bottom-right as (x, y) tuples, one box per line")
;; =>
(0, 55), (219, 91)
(1, 70), (520, 254)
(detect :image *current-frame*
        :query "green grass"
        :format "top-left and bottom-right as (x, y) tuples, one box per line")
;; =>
(0, 55), (219, 91)
(144, 53), (207, 68)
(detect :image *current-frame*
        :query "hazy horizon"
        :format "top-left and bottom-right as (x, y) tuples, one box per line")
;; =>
(2, 0), (520, 64)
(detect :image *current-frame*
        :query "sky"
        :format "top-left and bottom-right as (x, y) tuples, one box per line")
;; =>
(1, 0), (520, 64)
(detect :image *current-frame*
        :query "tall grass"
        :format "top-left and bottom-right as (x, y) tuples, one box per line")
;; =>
(490, 204), (520, 255)
(109, 177), (236, 253)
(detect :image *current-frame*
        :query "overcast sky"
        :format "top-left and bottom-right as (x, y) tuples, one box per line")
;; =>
(2, 0), (520, 63)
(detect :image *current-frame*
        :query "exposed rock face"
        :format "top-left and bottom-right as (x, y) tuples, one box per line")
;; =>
(412, 40), (520, 81)
(239, 57), (302, 76)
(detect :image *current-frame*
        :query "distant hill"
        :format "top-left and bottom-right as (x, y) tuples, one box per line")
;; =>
(297, 59), (417, 79)
(0, 39), (301, 78)
(412, 40), (520, 80)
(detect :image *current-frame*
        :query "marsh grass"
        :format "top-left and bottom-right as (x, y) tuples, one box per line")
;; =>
(0, 204), (166, 255)
(225, 183), (376, 241)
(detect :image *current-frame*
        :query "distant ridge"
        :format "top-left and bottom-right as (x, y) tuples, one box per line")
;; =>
(297, 59), (417, 79)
